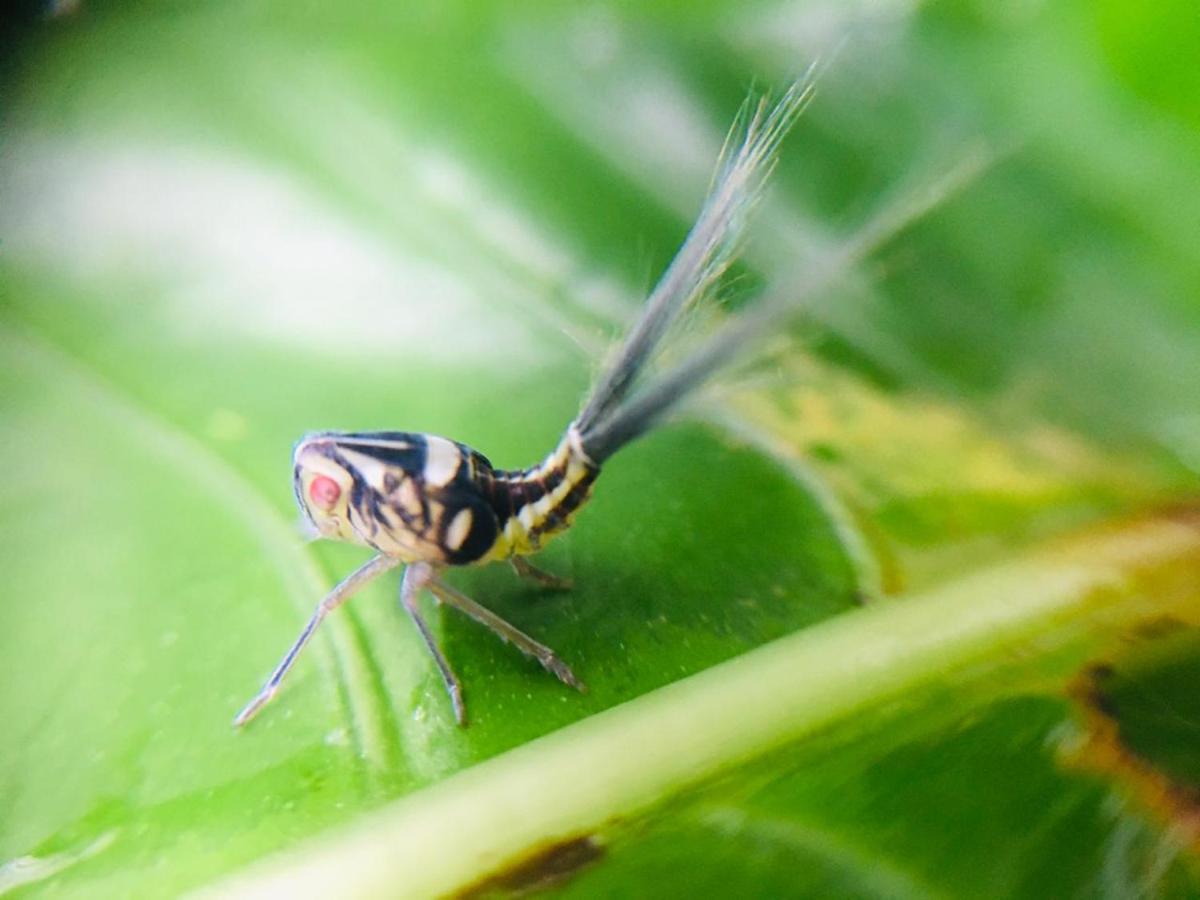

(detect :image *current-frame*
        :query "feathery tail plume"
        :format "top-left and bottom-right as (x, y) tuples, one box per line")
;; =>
(577, 99), (995, 464)
(573, 74), (816, 450)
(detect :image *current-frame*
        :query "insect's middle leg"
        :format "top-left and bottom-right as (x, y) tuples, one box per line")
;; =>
(400, 562), (467, 726)
(428, 575), (586, 693)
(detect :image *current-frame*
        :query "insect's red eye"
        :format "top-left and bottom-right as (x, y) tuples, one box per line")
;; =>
(308, 475), (341, 510)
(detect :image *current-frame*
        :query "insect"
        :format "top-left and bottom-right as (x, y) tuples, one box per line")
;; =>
(234, 77), (815, 728)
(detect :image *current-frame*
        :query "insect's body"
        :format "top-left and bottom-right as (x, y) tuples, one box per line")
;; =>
(235, 78), (817, 728)
(294, 429), (599, 566)
(485, 429), (600, 560)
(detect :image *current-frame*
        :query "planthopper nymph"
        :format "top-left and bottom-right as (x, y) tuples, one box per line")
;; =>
(234, 76), (816, 728)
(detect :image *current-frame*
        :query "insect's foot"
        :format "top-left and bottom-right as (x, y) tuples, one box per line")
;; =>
(233, 688), (275, 728)
(542, 655), (587, 693)
(533, 573), (574, 592)
(448, 682), (468, 727)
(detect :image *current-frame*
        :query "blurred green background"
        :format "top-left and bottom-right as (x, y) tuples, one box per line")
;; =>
(1, 0), (1198, 897)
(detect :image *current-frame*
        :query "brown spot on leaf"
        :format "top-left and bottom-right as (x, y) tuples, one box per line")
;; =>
(1064, 660), (1200, 852)
(1130, 615), (1187, 641)
(1160, 502), (1200, 531)
(455, 835), (603, 898)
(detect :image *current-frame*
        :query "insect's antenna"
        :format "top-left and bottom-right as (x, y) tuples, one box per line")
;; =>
(573, 71), (817, 439)
(579, 144), (996, 464)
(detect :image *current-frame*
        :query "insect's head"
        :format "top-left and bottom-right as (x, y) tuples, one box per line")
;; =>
(291, 433), (361, 544)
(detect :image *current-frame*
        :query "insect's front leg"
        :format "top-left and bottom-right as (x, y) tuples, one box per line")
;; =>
(510, 555), (573, 592)
(234, 553), (401, 727)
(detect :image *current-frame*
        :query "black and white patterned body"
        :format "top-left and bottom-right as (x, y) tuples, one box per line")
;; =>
(293, 428), (599, 567)
(234, 79), (812, 728)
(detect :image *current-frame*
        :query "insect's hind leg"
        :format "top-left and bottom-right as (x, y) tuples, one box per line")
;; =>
(400, 562), (468, 726)
(510, 555), (572, 591)
(428, 575), (586, 693)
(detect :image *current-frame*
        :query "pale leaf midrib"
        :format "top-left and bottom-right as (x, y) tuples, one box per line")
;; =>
(199, 513), (1200, 899)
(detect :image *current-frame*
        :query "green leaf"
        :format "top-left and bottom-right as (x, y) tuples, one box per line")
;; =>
(2, 0), (1198, 897)
(203, 515), (1200, 899)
